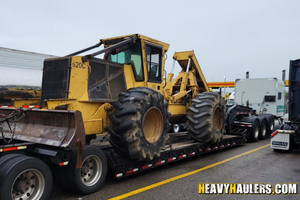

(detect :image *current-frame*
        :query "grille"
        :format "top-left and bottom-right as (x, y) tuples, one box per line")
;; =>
(40, 58), (70, 104)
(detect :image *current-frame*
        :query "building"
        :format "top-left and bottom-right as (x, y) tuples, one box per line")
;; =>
(0, 47), (56, 86)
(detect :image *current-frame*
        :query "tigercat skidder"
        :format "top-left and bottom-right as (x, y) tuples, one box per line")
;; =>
(0, 34), (234, 198)
(1, 34), (225, 160)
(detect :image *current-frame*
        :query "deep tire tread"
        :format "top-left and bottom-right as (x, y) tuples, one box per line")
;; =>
(108, 113), (121, 126)
(106, 126), (122, 140)
(112, 101), (124, 110)
(187, 92), (226, 143)
(108, 87), (169, 160)
(114, 120), (135, 133)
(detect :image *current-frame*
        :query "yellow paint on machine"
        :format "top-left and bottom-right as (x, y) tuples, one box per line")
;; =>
(108, 144), (270, 200)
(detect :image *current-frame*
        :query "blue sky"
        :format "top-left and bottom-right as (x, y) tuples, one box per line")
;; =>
(1, 0), (300, 82)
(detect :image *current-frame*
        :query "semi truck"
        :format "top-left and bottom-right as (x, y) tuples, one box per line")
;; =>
(0, 34), (268, 199)
(271, 59), (300, 151)
(234, 72), (286, 120)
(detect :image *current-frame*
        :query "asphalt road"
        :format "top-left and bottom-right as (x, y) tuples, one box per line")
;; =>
(51, 138), (300, 200)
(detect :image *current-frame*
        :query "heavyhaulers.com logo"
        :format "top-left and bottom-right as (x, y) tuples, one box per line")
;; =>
(199, 183), (298, 195)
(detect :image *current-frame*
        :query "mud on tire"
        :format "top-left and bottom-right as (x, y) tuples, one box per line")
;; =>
(187, 92), (226, 143)
(108, 87), (170, 161)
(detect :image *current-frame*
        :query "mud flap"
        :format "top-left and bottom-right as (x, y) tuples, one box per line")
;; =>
(0, 108), (85, 148)
(271, 130), (293, 150)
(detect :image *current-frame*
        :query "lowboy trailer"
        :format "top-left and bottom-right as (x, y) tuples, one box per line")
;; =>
(0, 121), (245, 200)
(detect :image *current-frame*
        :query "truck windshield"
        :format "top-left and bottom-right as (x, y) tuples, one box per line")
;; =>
(107, 41), (144, 81)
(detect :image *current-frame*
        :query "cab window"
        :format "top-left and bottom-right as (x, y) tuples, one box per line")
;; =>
(146, 44), (162, 83)
(107, 41), (144, 81)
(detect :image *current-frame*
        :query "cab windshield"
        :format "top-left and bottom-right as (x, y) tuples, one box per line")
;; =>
(107, 41), (144, 81)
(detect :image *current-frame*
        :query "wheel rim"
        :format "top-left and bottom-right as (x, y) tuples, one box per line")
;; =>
(11, 169), (45, 200)
(143, 107), (163, 144)
(81, 155), (102, 187)
(213, 106), (223, 132)
(173, 124), (180, 133)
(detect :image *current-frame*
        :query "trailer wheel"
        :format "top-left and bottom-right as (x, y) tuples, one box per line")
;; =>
(66, 145), (107, 195)
(0, 154), (24, 168)
(53, 165), (72, 192)
(259, 114), (275, 134)
(243, 117), (260, 142)
(257, 117), (267, 140)
(0, 156), (53, 200)
(187, 92), (226, 143)
(108, 87), (170, 160)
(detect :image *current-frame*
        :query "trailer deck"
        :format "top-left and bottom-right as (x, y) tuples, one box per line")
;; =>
(100, 132), (245, 178)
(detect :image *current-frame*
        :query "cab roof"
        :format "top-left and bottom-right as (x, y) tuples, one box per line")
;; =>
(101, 34), (170, 53)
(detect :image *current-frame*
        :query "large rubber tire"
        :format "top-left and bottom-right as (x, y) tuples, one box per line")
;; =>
(243, 117), (260, 142)
(53, 164), (72, 192)
(0, 154), (24, 168)
(257, 117), (267, 140)
(0, 156), (53, 200)
(187, 92), (226, 143)
(65, 145), (108, 195)
(108, 87), (170, 160)
(259, 114), (275, 135)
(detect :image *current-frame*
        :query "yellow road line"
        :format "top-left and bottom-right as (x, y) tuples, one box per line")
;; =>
(109, 144), (270, 200)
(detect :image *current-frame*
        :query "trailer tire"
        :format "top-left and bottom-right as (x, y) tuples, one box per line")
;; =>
(187, 92), (226, 143)
(259, 114), (275, 134)
(0, 154), (24, 168)
(0, 156), (53, 200)
(257, 117), (267, 140)
(53, 165), (72, 192)
(243, 117), (260, 142)
(108, 87), (170, 160)
(65, 145), (107, 195)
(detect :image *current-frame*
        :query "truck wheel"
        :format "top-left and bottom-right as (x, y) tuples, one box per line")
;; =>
(66, 145), (107, 195)
(257, 117), (267, 140)
(0, 156), (53, 200)
(259, 114), (274, 134)
(187, 92), (226, 143)
(169, 123), (181, 133)
(53, 165), (72, 192)
(243, 117), (260, 142)
(108, 87), (170, 160)
(0, 154), (24, 168)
